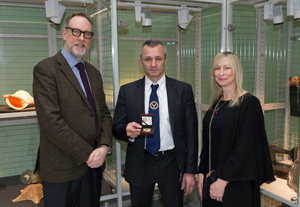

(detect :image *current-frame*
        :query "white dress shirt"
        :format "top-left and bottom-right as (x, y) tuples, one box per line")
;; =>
(144, 74), (175, 151)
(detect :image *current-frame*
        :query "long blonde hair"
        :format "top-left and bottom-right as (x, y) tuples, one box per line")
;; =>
(209, 51), (244, 108)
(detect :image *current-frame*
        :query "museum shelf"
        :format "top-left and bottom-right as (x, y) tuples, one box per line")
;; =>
(261, 178), (298, 206)
(0, 110), (37, 127)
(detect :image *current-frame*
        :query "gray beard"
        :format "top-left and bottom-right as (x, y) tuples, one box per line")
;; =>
(67, 44), (88, 60)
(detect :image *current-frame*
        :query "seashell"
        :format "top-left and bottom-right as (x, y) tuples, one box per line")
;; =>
(30, 173), (41, 184)
(20, 170), (33, 184)
(20, 170), (41, 185)
(3, 90), (34, 110)
(12, 183), (43, 204)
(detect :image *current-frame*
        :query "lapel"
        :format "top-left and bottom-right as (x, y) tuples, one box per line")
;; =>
(136, 77), (145, 115)
(56, 52), (92, 110)
(135, 77), (146, 146)
(166, 76), (175, 136)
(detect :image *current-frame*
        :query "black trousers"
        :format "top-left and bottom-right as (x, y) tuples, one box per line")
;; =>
(129, 150), (183, 207)
(43, 166), (102, 207)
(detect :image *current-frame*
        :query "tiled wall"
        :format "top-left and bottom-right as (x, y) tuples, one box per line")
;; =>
(180, 11), (196, 92)
(201, 5), (222, 104)
(232, 4), (257, 94)
(0, 124), (40, 177)
(0, 5), (47, 178)
(0, 6), (48, 105)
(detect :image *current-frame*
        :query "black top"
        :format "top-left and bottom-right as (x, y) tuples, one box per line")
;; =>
(198, 94), (275, 207)
(203, 100), (230, 171)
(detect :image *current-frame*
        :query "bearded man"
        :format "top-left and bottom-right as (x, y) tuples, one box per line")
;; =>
(33, 12), (112, 207)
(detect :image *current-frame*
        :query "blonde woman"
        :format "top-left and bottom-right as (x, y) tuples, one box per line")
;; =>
(197, 52), (274, 207)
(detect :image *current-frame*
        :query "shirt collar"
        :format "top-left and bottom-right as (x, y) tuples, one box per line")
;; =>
(145, 74), (166, 91)
(61, 47), (84, 68)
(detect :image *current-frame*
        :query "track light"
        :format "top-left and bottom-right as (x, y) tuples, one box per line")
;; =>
(142, 9), (151, 27)
(286, 0), (300, 21)
(294, 0), (300, 21)
(264, 3), (273, 20)
(177, 9), (193, 30)
(287, 0), (294, 16)
(45, 0), (59, 18)
(135, 1), (142, 23)
(263, 3), (283, 25)
(45, 0), (66, 25)
(273, 5), (283, 25)
(50, 4), (66, 24)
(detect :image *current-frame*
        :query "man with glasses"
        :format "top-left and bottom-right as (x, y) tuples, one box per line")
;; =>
(33, 12), (112, 207)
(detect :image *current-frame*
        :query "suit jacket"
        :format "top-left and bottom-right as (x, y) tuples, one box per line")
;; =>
(112, 76), (198, 188)
(33, 51), (112, 183)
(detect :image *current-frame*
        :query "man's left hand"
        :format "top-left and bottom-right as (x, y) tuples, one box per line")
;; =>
(86, 145), (109, 168)
(181, 173), (196, 196)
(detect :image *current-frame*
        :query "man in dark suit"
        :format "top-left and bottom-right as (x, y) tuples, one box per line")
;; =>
(33, 12), (112, 207)
(113, 39), (198, 207)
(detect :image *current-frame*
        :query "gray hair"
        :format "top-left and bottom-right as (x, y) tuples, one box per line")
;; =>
(140, 39), (167, 58)
(64, 11), (93, 29)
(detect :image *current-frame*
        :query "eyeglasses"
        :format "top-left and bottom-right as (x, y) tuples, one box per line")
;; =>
(65, 27), (94, 39)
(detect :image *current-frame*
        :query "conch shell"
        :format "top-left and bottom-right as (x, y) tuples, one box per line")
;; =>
(3, 90), (34, 110)
(12, 183), (43, 204)
(20, 170), (41, 185)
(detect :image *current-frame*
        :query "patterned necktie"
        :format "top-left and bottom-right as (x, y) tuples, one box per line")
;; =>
(146, 84), (160, 155)
(76, 62), (99, 141)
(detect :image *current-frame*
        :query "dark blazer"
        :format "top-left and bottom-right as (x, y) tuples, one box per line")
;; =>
(113, 76), (198, 188)
(198, 94), (275, 207)
(199, 94), (275, 185)
(33, 51), (112, 183)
